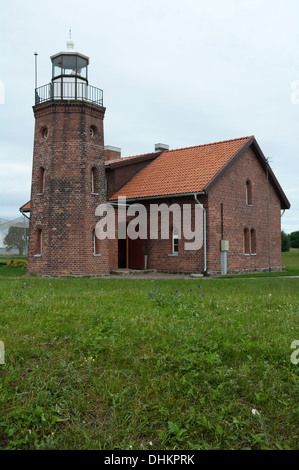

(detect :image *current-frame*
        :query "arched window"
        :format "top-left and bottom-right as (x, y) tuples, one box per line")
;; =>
(35, 228), (42, 255)
(244, 227), (250, 254)
(246, 180), (252, 205)
(41, 126), (48, 139)
(38, 167), (45, 193)
(93, 229), (101, 256)
(172, 227), (179, 254)
(251, 229), (256, 254)
(91, 167), (97, 193)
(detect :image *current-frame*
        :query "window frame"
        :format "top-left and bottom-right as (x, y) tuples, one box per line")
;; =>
(93, 229), (101, 257)
(34, 228), (42, 257)
(172, 227), (179, 255)
(91, 167), (98, 194)
(243, 227), (250, 255)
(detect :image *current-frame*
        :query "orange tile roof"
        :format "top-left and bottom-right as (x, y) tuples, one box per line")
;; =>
(105, 151), (157, 166)
(20, 135), (291, 211)
(109, 136), (253, 200)
(19, 201), (31, 212)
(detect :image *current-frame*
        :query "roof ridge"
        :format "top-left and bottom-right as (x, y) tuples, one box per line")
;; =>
(105, 136), (254, 164)
(164, 136), (254, 154)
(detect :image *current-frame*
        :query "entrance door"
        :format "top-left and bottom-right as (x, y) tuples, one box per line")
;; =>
(118, 238), (127, 268)
(128, 237), (145, 269)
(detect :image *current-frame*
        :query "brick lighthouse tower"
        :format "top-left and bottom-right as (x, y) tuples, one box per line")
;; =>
(27, 38), (109, 276)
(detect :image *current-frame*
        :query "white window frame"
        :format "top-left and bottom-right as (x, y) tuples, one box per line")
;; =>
(172, 227), (179, 255)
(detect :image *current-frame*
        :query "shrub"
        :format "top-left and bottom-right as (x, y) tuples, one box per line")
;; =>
(290, 231), (299, 249)
(281, 231), (290, 252)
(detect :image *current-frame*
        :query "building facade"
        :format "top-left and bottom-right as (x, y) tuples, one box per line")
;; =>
(21, 45), (290, 277)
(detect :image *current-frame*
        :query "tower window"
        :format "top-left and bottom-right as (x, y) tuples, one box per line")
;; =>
(91, 167), (97, 193)
(246, 180), (252, 205)
(35, 228), (42, 256)
(93, 229), (101, 256)
(244, 228), (250, 255)
(89, 125), (97, 137)
(41, 127), (48, 139)
(38, 167), (45, 193)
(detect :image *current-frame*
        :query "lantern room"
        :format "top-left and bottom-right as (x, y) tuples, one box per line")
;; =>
(51, 39), (89, 81)
(50, 39), (89, 101)
(34, 38), (103, 106)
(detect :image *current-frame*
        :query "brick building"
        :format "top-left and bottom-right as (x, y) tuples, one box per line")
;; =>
(20, 44), (290, 276)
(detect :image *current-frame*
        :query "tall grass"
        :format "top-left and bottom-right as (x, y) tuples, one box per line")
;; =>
(0, 276), (298, 450)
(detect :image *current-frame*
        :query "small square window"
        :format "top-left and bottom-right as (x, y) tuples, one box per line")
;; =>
(172, 227), (179, 254)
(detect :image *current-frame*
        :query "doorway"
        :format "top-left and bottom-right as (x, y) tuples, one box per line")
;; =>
(118, 225), (145, 269)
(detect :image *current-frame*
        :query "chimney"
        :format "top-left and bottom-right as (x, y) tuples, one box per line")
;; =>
(104, 146), (121, 162)
(155, 143), (169, 152)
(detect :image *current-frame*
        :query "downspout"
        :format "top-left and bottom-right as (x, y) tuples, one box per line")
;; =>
(266, 161), (271, 272)
(194, 193), (207, 274)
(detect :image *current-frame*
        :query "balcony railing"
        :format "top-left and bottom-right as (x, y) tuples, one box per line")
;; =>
(35, 81), (103, 106)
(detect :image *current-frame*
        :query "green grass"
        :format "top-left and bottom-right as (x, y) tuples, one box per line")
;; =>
(0, 275), (298, 450)
(282, 248), (299, 269)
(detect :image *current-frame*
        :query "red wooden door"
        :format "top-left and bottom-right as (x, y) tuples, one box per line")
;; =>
(128, 237), (145, 269)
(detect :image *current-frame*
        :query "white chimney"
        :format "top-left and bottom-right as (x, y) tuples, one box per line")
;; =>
(155, 143), (169, 152)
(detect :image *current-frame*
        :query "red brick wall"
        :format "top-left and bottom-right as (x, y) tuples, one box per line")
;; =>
(206, 146), (282, 274)
(27, 101), (110, 276)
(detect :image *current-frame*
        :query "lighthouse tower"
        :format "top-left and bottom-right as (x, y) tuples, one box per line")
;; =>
(27, 39), (109, 276)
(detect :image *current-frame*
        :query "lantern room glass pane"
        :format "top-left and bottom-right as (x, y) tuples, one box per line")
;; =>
(52, 56), (62, 78)
(52, 54), (88, 80)
(77, 56), (88, 79)
(62, 55), (77, 75)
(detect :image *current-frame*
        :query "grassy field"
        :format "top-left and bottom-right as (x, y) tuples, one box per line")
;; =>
(0, 255), (298, 450)
(282, 248), (299, 273)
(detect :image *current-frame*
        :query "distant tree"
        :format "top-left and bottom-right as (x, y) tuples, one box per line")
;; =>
(3, 226), (28, 256)
(290, 231), (299, 249)
(281, 230), (290, 252)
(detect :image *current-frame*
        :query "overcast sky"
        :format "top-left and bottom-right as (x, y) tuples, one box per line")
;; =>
(0, 0), (298, 233)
